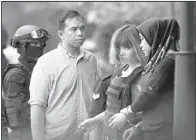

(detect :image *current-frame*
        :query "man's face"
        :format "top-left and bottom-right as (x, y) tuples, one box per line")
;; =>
(62, 17), (85, 48)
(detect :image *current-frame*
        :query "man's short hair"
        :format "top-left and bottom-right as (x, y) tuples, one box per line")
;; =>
(58, 10), (84, 30)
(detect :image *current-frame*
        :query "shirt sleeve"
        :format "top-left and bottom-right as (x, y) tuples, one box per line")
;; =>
(28, 60), (51, 109)
(131, 57), (175, 112)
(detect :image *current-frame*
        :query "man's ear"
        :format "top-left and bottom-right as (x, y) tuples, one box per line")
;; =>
(57, 30), (64, 40)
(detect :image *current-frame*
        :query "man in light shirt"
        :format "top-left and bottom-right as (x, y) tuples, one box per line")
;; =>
(29, 10), (101, 140)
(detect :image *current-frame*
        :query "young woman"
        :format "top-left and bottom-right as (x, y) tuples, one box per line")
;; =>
(78, 24), (146, 140)
(110, 18), (180, 140)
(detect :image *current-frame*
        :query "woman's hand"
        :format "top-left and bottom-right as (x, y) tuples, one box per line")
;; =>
(123, 126), (142, 140)
(78, 118), (99, 132)
(108, 113), (127, 129)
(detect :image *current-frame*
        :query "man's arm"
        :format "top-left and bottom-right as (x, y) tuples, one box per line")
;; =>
(29, 60), (51, 140)
(31, 105), (45, 140)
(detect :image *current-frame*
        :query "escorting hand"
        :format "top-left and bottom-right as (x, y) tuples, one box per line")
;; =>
(108, 113), (127, 129)
(78, 118), (98, 132)
(123, 126), (141, 140)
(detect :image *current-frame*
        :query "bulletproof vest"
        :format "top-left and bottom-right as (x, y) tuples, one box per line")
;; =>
(103, 67), (143, 140)
(2, 63), (31, 98)
(2, 63), (31, 128)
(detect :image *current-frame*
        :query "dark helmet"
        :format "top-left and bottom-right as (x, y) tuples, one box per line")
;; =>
(10, 25), (51, 70)
(11, 25), (50, 49)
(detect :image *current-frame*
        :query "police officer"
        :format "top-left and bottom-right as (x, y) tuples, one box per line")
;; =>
(2, 25), (50, 140)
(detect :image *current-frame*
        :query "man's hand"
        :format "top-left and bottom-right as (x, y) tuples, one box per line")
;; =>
(78, 118), (99, 132)
(108, 113), (127, 129)
(120, 107), (128, 114)
(123, 126), (141, 140)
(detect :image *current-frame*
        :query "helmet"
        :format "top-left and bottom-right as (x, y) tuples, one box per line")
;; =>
(10, 25), (51, 48)
(10, 25), (51, 70)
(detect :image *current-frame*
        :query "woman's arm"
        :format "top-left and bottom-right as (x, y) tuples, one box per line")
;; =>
(131, 57), (175, 112)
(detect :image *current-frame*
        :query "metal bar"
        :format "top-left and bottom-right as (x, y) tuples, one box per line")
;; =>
(170, 2), (175, 17)
(174, 51), (196, 55)
(174, 2), (195, 140)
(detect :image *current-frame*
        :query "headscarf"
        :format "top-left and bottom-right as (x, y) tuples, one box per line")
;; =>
(126, 26), (147, 67)
(137, 17), (180, 61)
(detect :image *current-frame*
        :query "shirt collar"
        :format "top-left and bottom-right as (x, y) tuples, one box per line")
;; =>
(58, 43), (85, 60)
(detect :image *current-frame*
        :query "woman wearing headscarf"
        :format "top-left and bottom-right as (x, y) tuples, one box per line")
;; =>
(109, 18), (180, 140)
(78, 24), (145, 140)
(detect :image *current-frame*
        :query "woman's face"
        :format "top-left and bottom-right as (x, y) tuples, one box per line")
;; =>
(139, 33), (151, 58)
(119, 46), (136, 65)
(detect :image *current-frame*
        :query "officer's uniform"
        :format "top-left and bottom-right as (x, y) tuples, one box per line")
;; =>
(2, 100), (9, 140)
(2, 25), (50, 140)
(2, 63), (32, 140)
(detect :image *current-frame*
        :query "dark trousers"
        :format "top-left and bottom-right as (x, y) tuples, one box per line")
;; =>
(144, 123), (173, 140)
(8, 121), (32, 140)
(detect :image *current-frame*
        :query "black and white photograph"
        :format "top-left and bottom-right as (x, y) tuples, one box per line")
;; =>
(1, 1), (196, 140)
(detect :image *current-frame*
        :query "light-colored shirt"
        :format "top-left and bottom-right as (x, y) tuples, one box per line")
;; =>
(29, 43), (101, 140)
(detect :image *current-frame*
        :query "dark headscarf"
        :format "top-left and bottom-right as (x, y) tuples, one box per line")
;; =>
(137, 17), (180, 60)
(126, 26), (147, 66)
